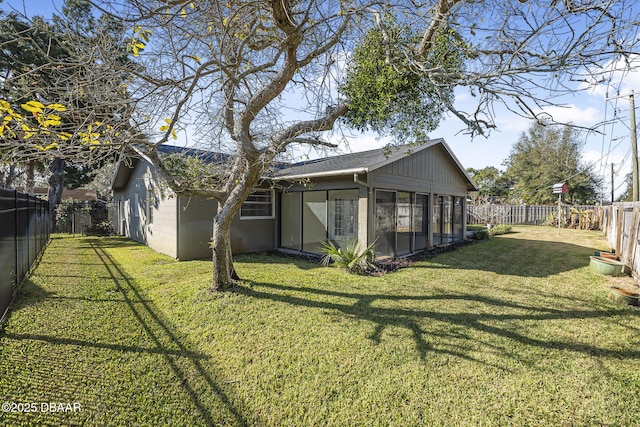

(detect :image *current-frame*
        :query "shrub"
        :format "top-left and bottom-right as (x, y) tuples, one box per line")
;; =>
(472, 229), (489, 240)
(489, 224), (512, 236)
(320, 239), (376, 275)
(54, 200), (112, 234)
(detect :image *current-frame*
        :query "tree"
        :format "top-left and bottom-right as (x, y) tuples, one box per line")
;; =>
(2, 0), (638, 291)
(0, 0), (131, 204)
(467, 166), (513, 201)
(504, 121), (602, 204)
(616, 172), (633, 202)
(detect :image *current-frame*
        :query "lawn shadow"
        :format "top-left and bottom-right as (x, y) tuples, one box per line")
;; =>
(414, 236), (598, 278)
(83, 242), (250, 426)
(238, 280), (640, 369)
(236, 251), (324, 271)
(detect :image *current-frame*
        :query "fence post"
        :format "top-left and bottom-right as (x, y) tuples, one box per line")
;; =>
(13, 190), (18, 288)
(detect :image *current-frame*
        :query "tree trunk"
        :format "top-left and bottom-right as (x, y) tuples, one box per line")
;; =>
(48, 158), (65, 208)
(48, 157), (65, 232)
(211, 212), (238, 291)
(209, 159), (262, 291)
(26, 160), (36, 193)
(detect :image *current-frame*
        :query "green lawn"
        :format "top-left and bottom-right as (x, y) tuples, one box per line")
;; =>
(1, 226), (640, 426)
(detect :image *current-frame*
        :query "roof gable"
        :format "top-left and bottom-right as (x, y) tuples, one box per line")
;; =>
(112, 140), (478, 192)
(273, 139), (477, 191)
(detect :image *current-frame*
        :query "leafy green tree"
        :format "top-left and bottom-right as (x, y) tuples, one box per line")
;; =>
(504, 122), (602, 204)
(467, 166), (513, 200)
(340, 18), (465, 143)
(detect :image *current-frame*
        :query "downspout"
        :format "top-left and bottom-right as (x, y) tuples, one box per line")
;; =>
(176, 195), (180, 260)
(353, 173), (369, 188)
(354, 173), (373, 252)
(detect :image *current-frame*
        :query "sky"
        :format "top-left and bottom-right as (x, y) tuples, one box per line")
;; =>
(3, 0), (639, 200)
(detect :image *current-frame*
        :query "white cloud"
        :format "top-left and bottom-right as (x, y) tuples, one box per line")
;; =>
(580, 54), (640, 99)
(538, 104), (602, 127)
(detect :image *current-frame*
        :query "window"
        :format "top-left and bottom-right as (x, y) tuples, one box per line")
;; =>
(332, 199), (356, 236)
(241, 190), (274, 219)
(134, 192), (139, 218)
(329, 190), (359, 250)
(146, 184), (154, 225)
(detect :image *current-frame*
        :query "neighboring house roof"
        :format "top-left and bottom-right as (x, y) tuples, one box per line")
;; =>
(18, 187), (98, 201)
(273, 138), (478, 191)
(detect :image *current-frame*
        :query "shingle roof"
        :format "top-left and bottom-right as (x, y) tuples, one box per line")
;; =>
(157, 144), (230, 164)
(273, 146), (400, 177)
(113, 139), (477, 191)
(274, 140), (445, 178)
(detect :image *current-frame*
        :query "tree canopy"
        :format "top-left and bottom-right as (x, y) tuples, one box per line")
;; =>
(504, 121), (602, 204)
(467, 166), (513, 201)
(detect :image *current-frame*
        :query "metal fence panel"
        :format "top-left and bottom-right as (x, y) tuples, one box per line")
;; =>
(0, 188), (50, 322)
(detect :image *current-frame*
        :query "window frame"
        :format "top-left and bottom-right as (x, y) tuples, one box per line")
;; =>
(240, 189), (275, 220)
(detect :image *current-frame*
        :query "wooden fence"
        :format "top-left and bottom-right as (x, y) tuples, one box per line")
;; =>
(601, 203), (640, 281)
(467, 204), (600, 227)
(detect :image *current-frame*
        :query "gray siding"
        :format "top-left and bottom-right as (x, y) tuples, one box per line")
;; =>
(231, 216), (276, 255)
(113, 159), (179, 259)
(368, 145), (468, 196)
(175, 195), (276, 260)
(176, 196), (217, 260)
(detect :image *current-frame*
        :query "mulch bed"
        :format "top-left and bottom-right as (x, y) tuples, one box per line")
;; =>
(267, 239), (475, 276)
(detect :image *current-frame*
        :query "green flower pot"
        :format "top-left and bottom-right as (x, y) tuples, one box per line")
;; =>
(608, 287), (640, 306)
(589, 256), (624, 276)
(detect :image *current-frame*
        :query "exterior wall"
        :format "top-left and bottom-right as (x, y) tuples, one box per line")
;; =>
(114, 157), (276, 260)
(368, 144), (469, 196)
(176, 194), (276, 260)
(176, 196), (217, 260)
(230, 215), (276, 256)
(113, 159), (179, 259)
(365, 145), (470, 256)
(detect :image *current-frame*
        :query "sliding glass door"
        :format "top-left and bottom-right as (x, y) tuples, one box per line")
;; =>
(396, 192), (412, 256)
(375, 190), (395, 257)
(413, 194), (428, 251)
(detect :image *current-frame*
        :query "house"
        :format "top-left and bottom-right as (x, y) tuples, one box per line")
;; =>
(110, 139), (478, 260)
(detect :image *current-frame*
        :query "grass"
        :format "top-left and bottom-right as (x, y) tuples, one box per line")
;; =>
(1, 226), (640, 426)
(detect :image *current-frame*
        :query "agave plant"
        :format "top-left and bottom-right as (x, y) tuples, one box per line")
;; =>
(320, 238), (377, 274)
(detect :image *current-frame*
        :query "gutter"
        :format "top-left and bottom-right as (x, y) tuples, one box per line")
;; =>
(353, 173), (369, 188)
(270, 167), (368, 181)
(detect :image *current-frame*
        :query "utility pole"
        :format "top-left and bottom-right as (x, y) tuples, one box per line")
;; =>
(631, 91), (638, 202)
(606, 91), (639, 201)
(611, 163), (615, 204)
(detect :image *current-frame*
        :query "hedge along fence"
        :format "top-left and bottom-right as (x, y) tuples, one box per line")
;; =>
(466, 204), (602, 229)
(0, 188), (50, 322)
(55, 199), (112, 236)
(601, 202), (640, 281)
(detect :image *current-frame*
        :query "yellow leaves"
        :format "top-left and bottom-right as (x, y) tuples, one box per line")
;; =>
(21, 100), (45, 113)
(41, 115), (62, 127)
(128, 26), (152, 57)
(35, 142), (59, 151)
(19, 101), (67, 129)
(0, 98), (118, 154)
(46, 103), (66, 111)
(159, 118), (178, 140)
